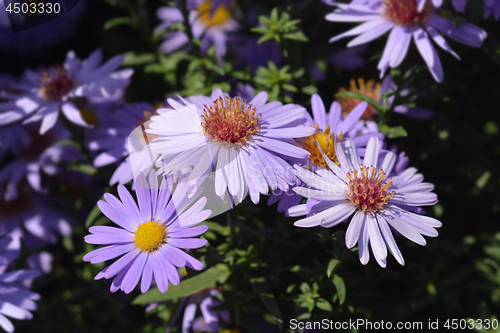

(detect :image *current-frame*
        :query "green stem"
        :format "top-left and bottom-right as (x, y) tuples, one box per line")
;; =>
(178, 0), (200, 56)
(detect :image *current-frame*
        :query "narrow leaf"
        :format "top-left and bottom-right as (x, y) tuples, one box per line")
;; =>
(332, 274), (346, 305)
(326, 259), (340, 278)
(132, 265), (229, 305)
(335, 90), (385, 114)
(104, 17), (131, 30)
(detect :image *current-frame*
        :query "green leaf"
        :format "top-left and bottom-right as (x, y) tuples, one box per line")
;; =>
(251, 27), (268, 34)
(257, 34), (276, 44)
(249, 277), (283, 330)
(67, 163), (98, 176)
(282, 84), (298, 93)
(104, 17), (131, 30)
(335, 90), (385, 114)
(283, 31), (308, 42)
(316, 298), (333, 312)
(386, 125), (408, 139)
(299, 282), (311, 294)
(326, 259), (340, 278)
(476, 171), (491, 189)
(270, 8), (279, 23)
(132, 265), (230, 305)
(332, 275), (346, 305)
(122, 52), (155, 66)
(301, 85), (317, 95)
(201, 221), (230, 236)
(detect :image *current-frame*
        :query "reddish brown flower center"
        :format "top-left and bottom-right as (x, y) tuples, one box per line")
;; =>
(346, 165), (395, 213)
(201, 96), (261, 146)
(39, 65), (75, 101)
(382, 0), (432, 26)
(337, 78), (381, 120)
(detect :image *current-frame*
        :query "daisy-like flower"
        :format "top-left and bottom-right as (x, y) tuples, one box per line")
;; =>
(326, 0), (487, 82)
(0, 237), (41, 333)
(156, 0), (239, 61)
(146, 88), (316, 204)
(268, 94), (383, 215)
(0, 49), (133, 134)
(288, 136), (442, 267)
(83, 170), (211, 294)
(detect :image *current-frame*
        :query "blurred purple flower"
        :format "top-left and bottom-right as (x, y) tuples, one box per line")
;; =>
(328, 45), (368, 71)
(0, 122), (81, 199)
(0, 49), (133, 134)
(156, 0), (239, 62)
(453, 0), (500, 20)
(86, 102), (160, 186)
(326, 0), (487, 82)
(0, 237), (41, 333)
(180, 289), (229, 333)
(0, 183), (73, 250)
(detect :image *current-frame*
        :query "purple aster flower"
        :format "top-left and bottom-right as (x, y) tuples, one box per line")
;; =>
(0, 237), (40, 333)
(156, 1), (239, 61)
(0, 122), (81, 198)
(86, 102), (156, 185)
(146, 88), (316, 204)
(326, 0), (487, 82)
(83, 170), (211, 294)
(179, 288), (229, 333)
(268, 95), (383, 215)
(0, 183), (73, 249)
(288, 136), (442, 267)
(0, 49), (133, 134)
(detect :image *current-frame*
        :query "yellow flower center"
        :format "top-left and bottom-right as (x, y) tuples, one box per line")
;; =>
(346, 165), (396, 213)
(201, 96), (261, 147)
(134, 221), (167, 252)
(337, 78), (381, 120)
(198, 0), (231, 26)
(298, 124), (343, 168)
(79, 107), (98, 126)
